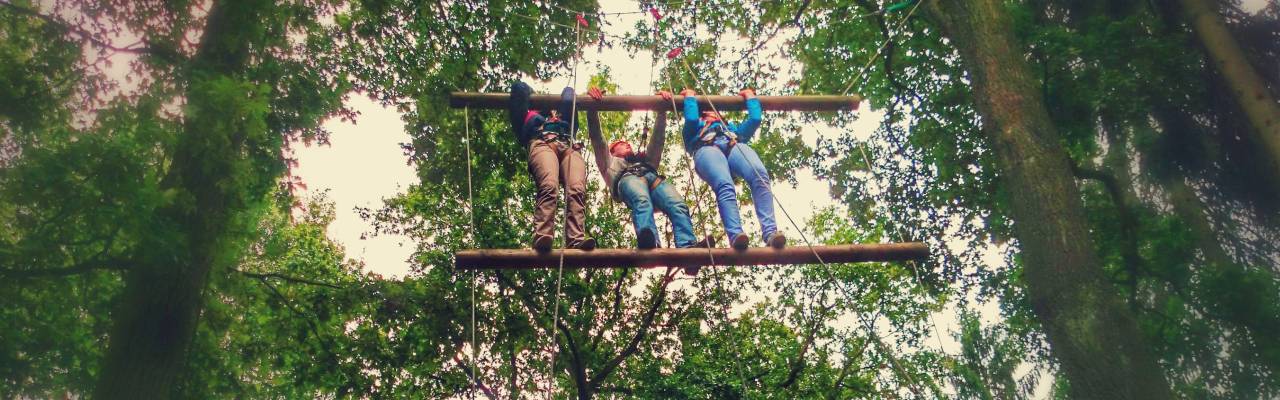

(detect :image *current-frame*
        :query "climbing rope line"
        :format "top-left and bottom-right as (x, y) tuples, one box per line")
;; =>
(655, 15), (753, 394)
(824, 0), (953, 359)
(673, 59), (931, 396)
(841, 0), (926, 96)
(465, 106), (480, 399)
(508, 11), (632, 41)
(545, 17), (586, 398)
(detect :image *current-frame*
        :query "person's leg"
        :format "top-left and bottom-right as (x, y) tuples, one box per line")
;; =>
(694, 145), (745, 244)
(527, 140), (559, 250)
(650, 179), (697, 248)
(618, 175), (658, 249)
(727, 144), (779, 242)
(559, 144), (592, 249)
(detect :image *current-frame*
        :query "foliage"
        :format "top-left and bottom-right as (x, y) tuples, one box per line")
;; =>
(2, 0), (1279, 398)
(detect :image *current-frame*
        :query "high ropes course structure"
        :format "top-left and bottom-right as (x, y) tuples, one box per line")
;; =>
(447, 91), (927, 270)
(451, 0), (938, 396)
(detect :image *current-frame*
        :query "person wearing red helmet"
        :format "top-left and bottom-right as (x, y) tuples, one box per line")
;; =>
(585, 87), (712, 254)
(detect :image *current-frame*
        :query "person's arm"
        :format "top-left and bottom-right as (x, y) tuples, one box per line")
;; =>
(681, 88), (700, 145)
(586, 110), (612, 182)
(734, 89), (762, 143)
(558, 86), (579, 134)
(647, 110), (667, 167)
(508, 81), (535, 141)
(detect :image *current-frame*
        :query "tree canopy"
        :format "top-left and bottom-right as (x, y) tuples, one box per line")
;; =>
(2, 0), (1278, 398)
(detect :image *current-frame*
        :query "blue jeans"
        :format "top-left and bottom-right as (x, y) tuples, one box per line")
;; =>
(693, 138), (777, 241)
(617, 172), (698, 248)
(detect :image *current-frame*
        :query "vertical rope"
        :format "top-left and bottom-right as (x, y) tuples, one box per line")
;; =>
(465, 106), (479, 399)
(674, 61), (930, 396)
(546, 18), (584, 399)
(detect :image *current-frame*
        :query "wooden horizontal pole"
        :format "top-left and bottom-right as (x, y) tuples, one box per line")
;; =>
(454, 243), (927, 270)
(449, 92), (862, 112)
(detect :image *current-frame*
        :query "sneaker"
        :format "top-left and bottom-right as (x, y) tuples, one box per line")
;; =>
(683, 265), (701, 276)
(571, 237), (597, 251)
(766, 232), (787, 249)
(731, 234), (750, 250)
(637, 228), (657, 250)
(532, 235), (553, 253)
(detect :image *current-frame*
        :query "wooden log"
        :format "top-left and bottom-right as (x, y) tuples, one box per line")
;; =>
(454, 243), (927, 270)
(449, 92), (862, 112)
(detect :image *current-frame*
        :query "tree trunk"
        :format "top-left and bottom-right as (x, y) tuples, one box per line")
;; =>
(924, 1), (1173, 398)
(1176, 0), (1280, 179)
(94, 1), (271, 398)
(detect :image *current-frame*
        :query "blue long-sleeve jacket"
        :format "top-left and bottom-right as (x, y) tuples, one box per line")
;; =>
(681, 95), (762, 154)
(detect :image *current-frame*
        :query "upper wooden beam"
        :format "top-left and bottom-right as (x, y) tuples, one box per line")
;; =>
(454, 243), (927, 270)
(449, 92), (862, 112)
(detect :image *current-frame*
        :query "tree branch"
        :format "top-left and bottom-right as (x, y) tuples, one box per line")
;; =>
(0, 0), (151, 54)
(589, 268), (676, 386)
(232, 268), (343, 289)
(0, 257), (129, 279)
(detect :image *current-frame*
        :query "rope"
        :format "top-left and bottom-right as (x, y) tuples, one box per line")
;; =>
(465, 106), (480, 399)
(830, 0), (952, 359)
(545, 18), (584, 398)
(840, 0), (926, 96)
(673, 59), (931, 396)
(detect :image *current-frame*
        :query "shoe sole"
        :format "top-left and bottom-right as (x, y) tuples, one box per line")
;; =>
(769, 234), (787, 249)
(533, 236), (553, 252)
(638, 229), (657, 249)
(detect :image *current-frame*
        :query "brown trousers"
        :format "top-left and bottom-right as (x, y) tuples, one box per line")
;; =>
(527, 138), (587, 244)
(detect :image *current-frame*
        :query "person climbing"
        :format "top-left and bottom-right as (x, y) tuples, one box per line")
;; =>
(584, 87), (714, 252)
(508, 80), (596, 252)
(680, 88), (785, 250)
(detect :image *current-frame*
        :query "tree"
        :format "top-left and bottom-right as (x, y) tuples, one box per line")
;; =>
(1171, 0), (1280, 180)
(921, 0), (1173, 398)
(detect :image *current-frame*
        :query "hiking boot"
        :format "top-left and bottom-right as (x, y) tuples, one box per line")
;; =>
(532, 235), (553, 253)
(731, 234), (750, 250)
(766, 232), (787, 249)
(571, 237), (597, 251)
(637, 228), (657, 250)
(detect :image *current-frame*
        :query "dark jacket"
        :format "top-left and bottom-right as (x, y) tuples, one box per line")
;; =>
(508, 81), (579, 147)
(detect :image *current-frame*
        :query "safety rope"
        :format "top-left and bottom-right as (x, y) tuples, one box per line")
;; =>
(465, 106), (480, 399)
(673, 57), (931, 396)
(545, 14), (586, 398)
(830, 0), (953, 361)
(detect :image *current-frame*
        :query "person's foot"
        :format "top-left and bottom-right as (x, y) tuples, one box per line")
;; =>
(571, 237), (597, 251)
(731, 234), (750, 250)
(683, 265), (701, 276)
(637, 228), (657, 250)
(532, 235), (553, 253)
(766, 232), (787, 249)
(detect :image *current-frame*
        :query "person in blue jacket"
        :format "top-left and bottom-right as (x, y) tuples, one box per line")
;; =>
(680, 88), (785, 250)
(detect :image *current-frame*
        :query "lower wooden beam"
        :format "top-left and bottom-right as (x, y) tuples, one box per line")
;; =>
(454, 243), (928, 270)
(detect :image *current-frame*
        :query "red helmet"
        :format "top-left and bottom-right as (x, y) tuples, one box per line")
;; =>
(609, 140), (631, 152)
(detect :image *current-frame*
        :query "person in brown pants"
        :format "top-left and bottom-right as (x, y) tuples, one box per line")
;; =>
(508, 80), (596, 252)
